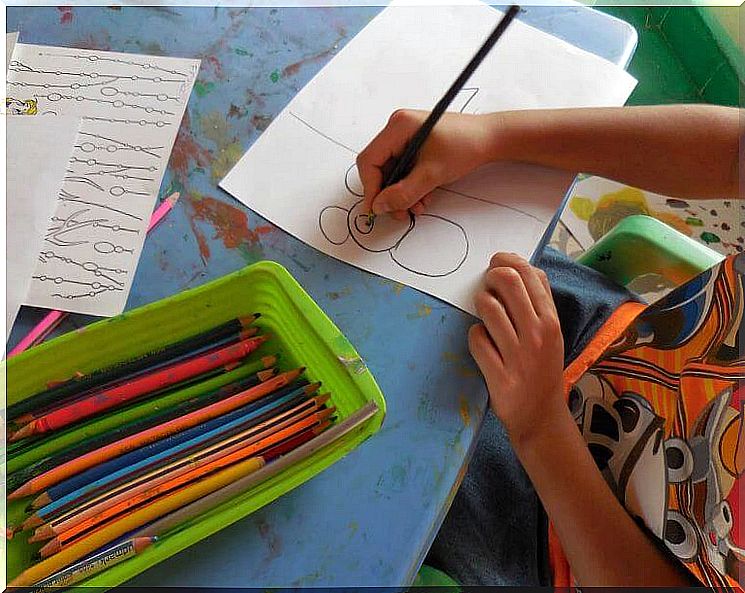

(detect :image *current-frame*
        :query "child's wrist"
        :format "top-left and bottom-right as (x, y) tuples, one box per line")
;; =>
(482, 111), (518, 164)
(510, 398), (577, 460)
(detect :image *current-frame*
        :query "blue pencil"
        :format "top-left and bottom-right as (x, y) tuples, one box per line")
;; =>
(26, 392), (319, 536)
(31, 382), (317, 521)
(36, 380), (312, 509)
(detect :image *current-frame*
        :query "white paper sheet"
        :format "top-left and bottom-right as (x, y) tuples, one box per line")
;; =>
(6, 44), (199, 316)
(6, 32), (19, 70)
(220, 1), (637, 315)
(6, 116), (80, 337)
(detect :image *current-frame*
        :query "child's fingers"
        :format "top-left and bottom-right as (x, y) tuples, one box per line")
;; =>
(358, 165), (383, 214)
(411, 202), (426, 216)
(475, 290), (518, 360)
(372, 164), (439, 214)
(490, 253), (554, 319)
(357, 110), (425, 212)
(390, 210), (409, 221)
(468, 324), (504, 388)
(484, 266), (538, 337)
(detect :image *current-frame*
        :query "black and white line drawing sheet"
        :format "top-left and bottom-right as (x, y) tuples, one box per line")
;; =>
(6, 43), (199, 316)
(220, 0), (637, 315)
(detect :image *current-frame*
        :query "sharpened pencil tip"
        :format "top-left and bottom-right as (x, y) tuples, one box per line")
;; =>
(7, 487), (25, 501)
(8, 422), (34, 442)
(261, 354), (278, 368)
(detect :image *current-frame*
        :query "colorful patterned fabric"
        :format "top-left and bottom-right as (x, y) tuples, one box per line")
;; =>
(554, 254), (744, 591)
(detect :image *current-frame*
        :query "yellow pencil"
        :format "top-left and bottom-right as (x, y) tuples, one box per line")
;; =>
(8, 455), (267, 587)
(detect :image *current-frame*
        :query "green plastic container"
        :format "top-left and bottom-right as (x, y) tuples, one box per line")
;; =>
(4, 261), (386, 588)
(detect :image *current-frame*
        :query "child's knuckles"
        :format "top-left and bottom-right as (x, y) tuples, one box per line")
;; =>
(542, 315), (562, 339)
(489, 252), (509, 268)
(525, 328), (545, 350)
(388, 108), (416, 127)
(491, 267), (523, 290)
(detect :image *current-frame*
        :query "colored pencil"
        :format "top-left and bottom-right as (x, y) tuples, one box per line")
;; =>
(38, 409), (334, 559)
(6, 355), (278, 475)
(30, 396), (332, 542)
(10, 323), (260, 433)
(368, 5), (519, 220)
(9, 335), (270, 441)
(35, 406), (334, 552)
(24, 384), (321, 530)
(8, 310), (66, 359)
(7, 357), (278, 495)
(7, 315), (260, 423)
(32, 381), (317, 510)
(8, 192), (179, 359)
(12, 326), (260, 427)
(147, 191), (180, 230)
(27, 536), (156, 590)
(8, 444), (299, 586)
(27, 384), (319, 526)
(9, 366), (278, 500)
(25, 368), (306, 518)
(132, 402), (379, 540)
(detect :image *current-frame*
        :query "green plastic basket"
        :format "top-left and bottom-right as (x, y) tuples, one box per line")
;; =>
(4, 260), (386, 588)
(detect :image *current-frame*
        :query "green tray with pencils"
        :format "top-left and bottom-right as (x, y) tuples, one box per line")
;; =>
(5, 260), (386, 588)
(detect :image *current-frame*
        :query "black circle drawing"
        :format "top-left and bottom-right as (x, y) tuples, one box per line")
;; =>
(320, 164), (469, 278)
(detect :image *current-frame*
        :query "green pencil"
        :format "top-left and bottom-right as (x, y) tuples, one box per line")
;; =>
(7, 354), (277, 475)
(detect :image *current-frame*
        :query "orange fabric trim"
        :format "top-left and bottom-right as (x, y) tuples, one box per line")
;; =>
(548, 520), (572, 589)
(563, 301), (647, 392)
(550, 300), (647, 588)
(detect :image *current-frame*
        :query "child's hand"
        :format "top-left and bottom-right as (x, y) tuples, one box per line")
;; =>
(468, 253), (566, 448)
(357, 110), (497, 219)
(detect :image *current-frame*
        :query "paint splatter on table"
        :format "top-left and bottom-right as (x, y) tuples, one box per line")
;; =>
(562, 177), (743, 256)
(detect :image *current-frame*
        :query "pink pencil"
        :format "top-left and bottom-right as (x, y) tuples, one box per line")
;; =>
(8, 192), (181, 358)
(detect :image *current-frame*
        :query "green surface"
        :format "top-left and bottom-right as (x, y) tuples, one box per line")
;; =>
(5, 261), (386, 588)
(413, 565), (461, 590)
(599, 6), (743, 106)
(578, 215), (724, 286)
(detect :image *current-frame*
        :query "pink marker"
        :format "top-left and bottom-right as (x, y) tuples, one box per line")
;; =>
(8, 192), (181, 358)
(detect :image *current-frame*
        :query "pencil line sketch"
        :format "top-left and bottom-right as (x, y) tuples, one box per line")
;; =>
(299, 86), (542, 278)
(58, 190), (143, 221)
(320, 164), (470, 278)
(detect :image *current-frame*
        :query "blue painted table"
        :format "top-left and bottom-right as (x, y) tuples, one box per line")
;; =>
(7, 5), (636, 587)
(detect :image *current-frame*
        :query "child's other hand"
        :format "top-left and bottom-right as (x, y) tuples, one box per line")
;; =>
(469, 253), (566, 448)
(357, 110), (496, 219)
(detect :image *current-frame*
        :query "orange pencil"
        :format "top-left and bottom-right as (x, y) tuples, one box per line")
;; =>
(29, 394), (331, 541)
(9, 335), (270, 442)
(13, 367), (304, 505)
(9, 453), (271, 587)
(8, 366), (277, 500)
(38, 406), (335, 558)
(21, 381), (321, 531)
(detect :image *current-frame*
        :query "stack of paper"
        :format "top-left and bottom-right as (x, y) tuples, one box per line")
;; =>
(6, 41), (199, 319)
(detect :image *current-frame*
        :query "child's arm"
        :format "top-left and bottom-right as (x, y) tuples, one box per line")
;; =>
(358, 105), (742, 216)
(471, 253), (696, 587)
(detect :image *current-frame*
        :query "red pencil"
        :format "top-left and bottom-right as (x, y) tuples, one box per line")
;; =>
(9, 335), (270, 442)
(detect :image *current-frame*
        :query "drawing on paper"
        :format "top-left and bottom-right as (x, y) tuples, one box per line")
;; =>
(6, 43), (199, 315)
(319, 164), (469, 277)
